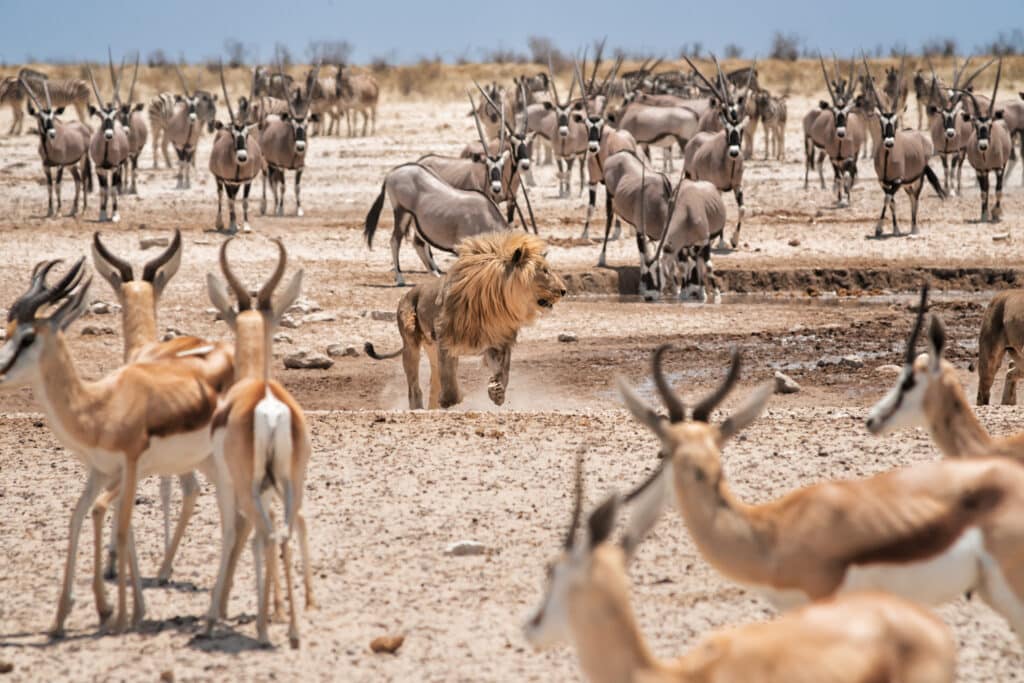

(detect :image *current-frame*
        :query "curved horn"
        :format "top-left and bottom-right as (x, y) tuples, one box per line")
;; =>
(563, 451), (584, 549)
(904, 284), (929, 365)
(142, 229), (182, 282)
(92, 232), (133, 282)
(86, 65), (104, 107)
(174, 63), (190, 97)
(692, 348), (741, 423)
(989, 57), (1002, 118)
(257, 238), (287, 311)
(652, 344), (685, 423)
(219, 238), (251, 310)
(9, 259), (60, 322)
(218, 61), (236, 124)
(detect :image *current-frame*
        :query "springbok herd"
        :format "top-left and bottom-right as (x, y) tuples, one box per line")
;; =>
(3, 45), (1024, 681)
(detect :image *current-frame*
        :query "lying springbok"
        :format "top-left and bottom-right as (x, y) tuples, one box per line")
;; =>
(204, 238), (313, 648)
(523, 460), (957, 683)
(805, 55), (865, 205)
(20, 77), (92, 217)
(0, 260), (228, 636)
(926, 60), (975, 196)
(960, 59), (1012, 223)
(863, 56), (945, 237)
(90, 230), (234, 584)
(150, 66), (217, 186)
(260, 63), (321, 217)
(338, 65), (379, 136)
(656, 178), (726, 303)
(867, 287), (1024, 457)
(111, 53), (147, 195)
(364, 163), (509, 285)
(209, 64), (263, 234)
(597, 150), (671, 294)
(681, 60), (748, 248)
(619, 344), (1024, 643)
(86, 59), (130, 223)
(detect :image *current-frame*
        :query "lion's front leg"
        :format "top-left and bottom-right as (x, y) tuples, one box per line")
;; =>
(484, 346), (512, 406)
(438, 345), (463, 408)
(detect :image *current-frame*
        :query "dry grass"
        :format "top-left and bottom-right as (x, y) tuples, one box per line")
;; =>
(3, 57), (1023, 103)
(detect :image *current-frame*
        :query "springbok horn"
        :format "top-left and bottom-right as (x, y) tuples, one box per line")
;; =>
(257, 239), (288, 311)
(692, 348), (741, 423)
(93, 233), (133, 282)
(142, 229), (182, 283)
(563, 451), (584, 549)
(219, 238), (251, 311)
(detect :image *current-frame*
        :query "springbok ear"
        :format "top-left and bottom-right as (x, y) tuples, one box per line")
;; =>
(618, 377), (668, 440)
(928, 315), (946, 372)
(717, 383), (773, 444)
(206, 273), (237, 328)
(51, 278), (92, 332)
(994, 110), (1004, 120)
(621, 458), (670, 560)
(273, 269), (303, 324)
(586, 495), (619, 549)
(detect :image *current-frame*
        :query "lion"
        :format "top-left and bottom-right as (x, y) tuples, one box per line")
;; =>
(365, 231), (566, 409)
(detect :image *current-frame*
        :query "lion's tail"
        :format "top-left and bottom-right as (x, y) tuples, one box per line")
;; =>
(364, 181), (387, 249)
(364, 342), (402, 360)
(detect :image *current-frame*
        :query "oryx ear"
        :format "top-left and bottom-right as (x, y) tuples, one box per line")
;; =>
(133, 103), (144, 112)
(471, 153), (484, 163)
(994, 109), (1004, 120)
(88, 105), (99, 117)
(211, 93), (218, 101)
(55, 106), (65, 115)
(819, 100), (829, 109)
(309, 113), (321, 123)
(927, 315), (946, 372)
(272, 269), (303, 325)
(717, 383), (773, 445)
(213, 120), (224, 130)
(962, 112), (971, 122)
(542, 101), (554, 111)
(174, 94), (184, 103)
(586, 495), (619, 549)
(27, 103), (36, 115)
(927, 105), (938, 115)
(280, 112), (290, 121)
(571, 112), (584, 122)
(206, 273), (237, 328)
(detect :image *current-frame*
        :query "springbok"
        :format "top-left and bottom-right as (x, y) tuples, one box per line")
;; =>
(364, 163), (509, 285)
(111, 53), (147, 195)
(209, 64), (263, 234)
(523, 459), (957, 683)
(960, 59), (1012, 223)
(0, 260), (228, 636)
(618, 344), (1024, 644)
(86, 57), (130, 223)
(90, 230), (234, 584)
(863, 55), (945, 236)
(204, 238), (314, 648)
(259, 63), (321, 217)
(681, 59), (748, 248)
(867, 286), (1024, 457)
(338, 65), (379, 136)
(20, 77), (92, 217)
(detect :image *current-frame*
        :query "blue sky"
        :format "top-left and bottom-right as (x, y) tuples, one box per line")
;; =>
(2, 0), (1020, 65)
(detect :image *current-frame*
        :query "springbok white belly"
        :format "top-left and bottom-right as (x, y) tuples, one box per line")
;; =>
(838, 527), (983, 605)
(82, 427), (212, 478)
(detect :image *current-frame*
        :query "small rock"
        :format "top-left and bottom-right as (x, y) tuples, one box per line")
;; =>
(840, 355), (864, 369)
(875, 364), (902, 375)
(279, 315), (301, 329)
(445, 540), (486, 556)
(159, 670), (173, 683)
(327, 344), (360, 358)
(0, 660), (12, 674)
(370, 310), (396, 322)
(993, 232), (1010, 241)
(787, 238), (800, 247)
(304, 312), (337, 324)
(273, 333), (293, 344)
(288, 298), (322, 314)
(90, 300), (113, 315)
(283, 351), (334, 370)
(370, 635), (404, 654)
(140, 236), (170, 250)
(557, 332), (578, 343)
(81, 325), (115, 336)
(773, 371), (801, 394)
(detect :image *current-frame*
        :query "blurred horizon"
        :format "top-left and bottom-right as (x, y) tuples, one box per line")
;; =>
(2, 0), (1022, 66)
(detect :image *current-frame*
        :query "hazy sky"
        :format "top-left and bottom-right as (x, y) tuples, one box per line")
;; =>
(2, 0), (1020, 65)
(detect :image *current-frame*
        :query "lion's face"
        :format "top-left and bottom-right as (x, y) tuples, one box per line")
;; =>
(531, 261), (567, 310)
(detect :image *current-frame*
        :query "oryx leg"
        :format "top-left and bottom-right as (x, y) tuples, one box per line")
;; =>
(577, 155), (585, 197)
(483, 345), (512, 406)
(817, 150), (826, 189)
(225, 183), (240, 234)
(992, 169), (1004, 222)
(636, 228), (659, 300)
(241, 182), (253, 233)
(295, 169), (304, 217)
(703, 243), (722, 304)
(730, 187), (744, 248)
(978, 172), (990, 223)
(390, 207), (411, 286)
(889, 186), (901, 236)
(111, 170), (121, 223)
(803, 138), (813, 190)
(412, 235), (442, 276)
(174, 147), (185, 189)
(907, 178), (924, 235)
(68, 166), (81, 217)
(55, 166), (64, 214)
(875, 189), (892, 237)
(215, 180), (225, 231)
(44, 167), (55, 217)
(941, 154), (950, 195)
(598, 192), (614, 267)
(97, 172), (109, 222)
(583, 185), (597, 236)
(260, 168), (269, 215)
(955, 152), (965, 196)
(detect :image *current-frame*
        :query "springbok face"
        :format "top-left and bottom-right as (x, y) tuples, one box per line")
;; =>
(866, 288), (943, 435)
(89, 102), (121, 140)
(27, 104), (66, 140)
(721, 114), (749, 157)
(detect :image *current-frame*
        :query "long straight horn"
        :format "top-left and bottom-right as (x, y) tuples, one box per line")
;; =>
(710, 54), (731, 105)
(174, 63), (190, 97)
(989, 57), (1002, 117)
(566, 58), (577, 104)
(547, 56), (561, 104)
(257, 239), (287, 311)
(860, 53), (879, 104)
(600, 56), (623, 94)
(896, 53), (907, 100)
(692, 349), (741, 423)
(86, 65), (104, 106)
(305, 60), (322, 114)
(107, 47), (120, 105)
(218, 61), (236, 123)
(563, 452), (584, 549)
(744, 58), (757, 98)
(498, 86), (506, 153)
(467, 92), (490, 150)
(589, 37), (606, 93)
(683, 56), (721, 101)
(573, 60), (589, 116)
(127, 52), (140, 104)
(905, 284), (929, 364)
(516, 81), (528, 136)
(652, 344), (686, 423)
(219, 238), (251, 310)
(43, 80), (52, 110)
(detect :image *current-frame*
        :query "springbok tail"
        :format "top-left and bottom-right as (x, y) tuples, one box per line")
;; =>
(253, 387), (294, 539)
(923, 165), (945, 200)
(364, 181), (387, 248)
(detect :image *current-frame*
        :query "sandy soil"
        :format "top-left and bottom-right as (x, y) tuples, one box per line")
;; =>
(0, 92), (1023, 682)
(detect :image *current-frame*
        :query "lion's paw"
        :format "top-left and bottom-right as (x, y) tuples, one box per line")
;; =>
(488, 380), (506, 406)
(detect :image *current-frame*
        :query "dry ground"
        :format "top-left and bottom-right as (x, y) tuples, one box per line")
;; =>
(1, 77), (1024, 682)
